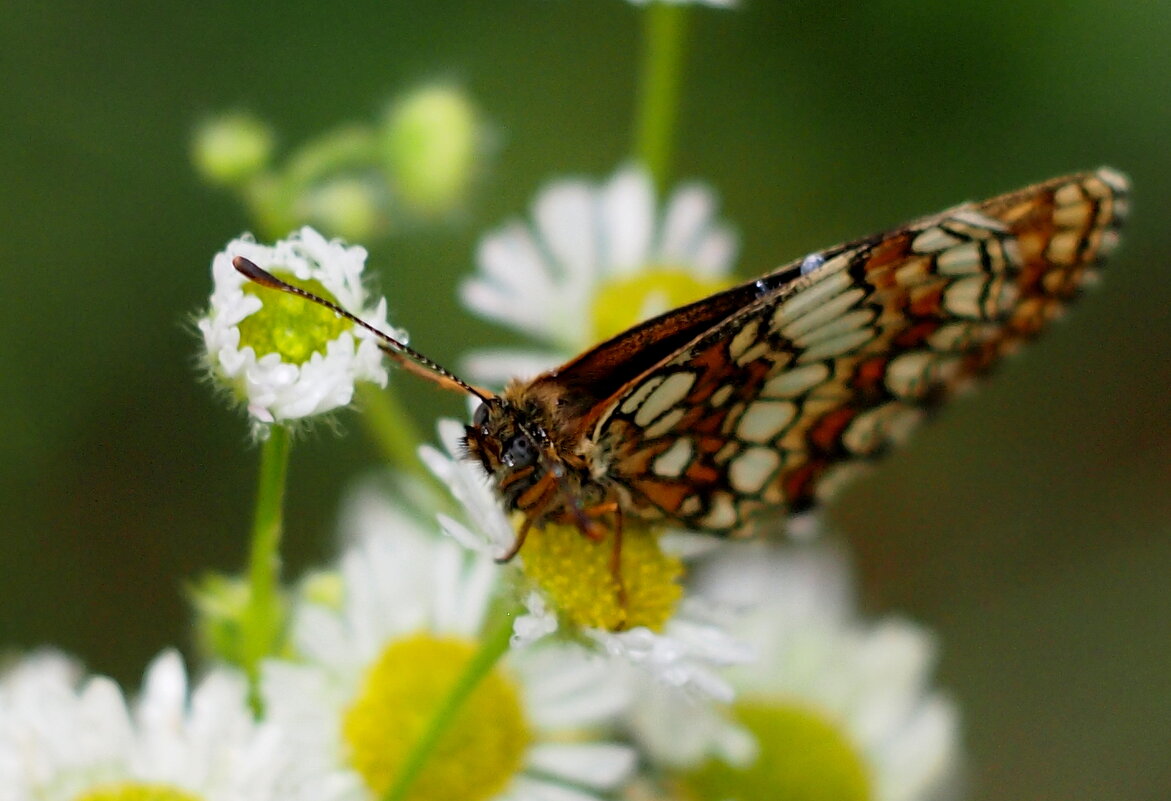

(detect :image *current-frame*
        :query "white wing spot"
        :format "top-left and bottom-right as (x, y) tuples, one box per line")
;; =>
(644, 407), (686, 438)
(781, 287), (866, 340)
(885, 350), (960, 399)
(773, 266), (854, 326)
(762, 363), (830, 398)
(652, 438), (693, 478)
(736, 400), (797, 443)
(633, 372), (696, 427)
(710, 384), (735, 407)
(700, 492), (738, 530)
(714, 441), (740, 464)
(728, 318), (761, 361)
(797, 327), (873, 363)
(792, 308), (875, 348)
(936, 242), (984, 275)
(1046, 230), (1081, 265)
(912, 226), (963, 253)
(621, 375), (664, 415)
(728, 447), (781, 494)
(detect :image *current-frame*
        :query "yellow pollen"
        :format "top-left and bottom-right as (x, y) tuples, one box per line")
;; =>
(521, 520), (683, 632)
(73, 783), (203, 801)
(237, 271), (352, 364)
(590, 267), (732, 343)
(680, 698), (871, 801)
(342, 633), (531, 801)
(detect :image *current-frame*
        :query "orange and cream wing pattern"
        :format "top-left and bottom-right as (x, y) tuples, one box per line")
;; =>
(588, 168), (1129, 533)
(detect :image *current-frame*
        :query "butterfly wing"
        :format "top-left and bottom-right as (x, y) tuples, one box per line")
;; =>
(576, 168), (1129, 533)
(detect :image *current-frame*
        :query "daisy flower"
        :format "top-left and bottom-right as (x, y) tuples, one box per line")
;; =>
(628, 539), (963, 801)
(198, 226), (393, 426)
(0, 649), (337, 801)
(261, 481), (637, 801)
(460, 164), (738, 386)
(420, 419), (751, 701)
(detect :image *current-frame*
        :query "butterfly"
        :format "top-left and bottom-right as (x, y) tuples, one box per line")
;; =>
(234, 167), (1129, 559)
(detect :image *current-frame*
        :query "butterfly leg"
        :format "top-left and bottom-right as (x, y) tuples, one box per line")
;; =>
(609, 502), (628, 629)
(494, 515), (534, 563)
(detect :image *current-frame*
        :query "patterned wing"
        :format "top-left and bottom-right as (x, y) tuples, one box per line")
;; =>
(587, 168), (1129, 534)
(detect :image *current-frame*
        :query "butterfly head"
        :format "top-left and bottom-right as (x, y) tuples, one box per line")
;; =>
(463, 397), (555, 512)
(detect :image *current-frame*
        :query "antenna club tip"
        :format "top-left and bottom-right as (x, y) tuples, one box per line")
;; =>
(232, 256), (282, 288)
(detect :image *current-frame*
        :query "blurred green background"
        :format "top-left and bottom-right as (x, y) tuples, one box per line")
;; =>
(1, 1), (1168, 798)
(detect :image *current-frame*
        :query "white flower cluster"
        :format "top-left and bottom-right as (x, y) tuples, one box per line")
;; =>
(0, 497), (958, 801)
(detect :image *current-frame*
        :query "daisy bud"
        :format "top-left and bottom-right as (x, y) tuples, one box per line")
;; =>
(293, 176), (388, 243)
(191, 111), (274, 186)
(381, 84), (480, 217)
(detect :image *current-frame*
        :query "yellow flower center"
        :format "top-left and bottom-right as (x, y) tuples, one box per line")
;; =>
(680, 699), (871, 801)
(521, 520), (683, 632)
(74, 783), (202, 801)
(342, 633), (531, 801)
(590, 267), (732, 343)
(237, 271), (352, 364)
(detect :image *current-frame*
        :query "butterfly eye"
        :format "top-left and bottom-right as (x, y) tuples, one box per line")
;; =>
(503, 434), (538, 468)
(473, 402), (491, 428)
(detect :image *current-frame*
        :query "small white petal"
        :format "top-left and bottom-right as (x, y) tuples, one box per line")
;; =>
(533, 180), (598, 288)
(525, 743), (636, 790)
(602, 166), (656, 272)
(461, 348), (564, 389)
(509, 776), (608, 801)
(659, 183), (717, 260)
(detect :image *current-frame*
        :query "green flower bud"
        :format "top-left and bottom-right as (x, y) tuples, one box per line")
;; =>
(192, 111), (274, 186)
(381, 85), (479, 217)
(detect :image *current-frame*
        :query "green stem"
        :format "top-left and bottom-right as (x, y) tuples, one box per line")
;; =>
(633, 3), (691, 189)
(383, 611), (516, 801)
(240, 425), (291, 713)
(357, 382), (432, 483)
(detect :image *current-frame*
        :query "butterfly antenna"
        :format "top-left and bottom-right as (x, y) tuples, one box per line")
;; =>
(232, 256), (490, 401)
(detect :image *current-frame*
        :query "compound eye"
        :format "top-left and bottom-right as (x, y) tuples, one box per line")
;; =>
(472, 402), (490, 428)
(503, 434), (538, 468)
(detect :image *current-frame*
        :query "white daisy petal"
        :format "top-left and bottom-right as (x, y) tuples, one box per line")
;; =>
(465, 224), (559, 339)
(691, 226), (740, 278)
(525, 742), (636, 790)
(659, 182), (718, 261)
(461, 347), (564, 389)
(509, 776), (610, 801)
(533, 179), (598, 287)
(602, 166), (656, 272)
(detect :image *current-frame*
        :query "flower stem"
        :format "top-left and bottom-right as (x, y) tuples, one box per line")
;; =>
(634, 2), (691, 189)
(382, 611), (516, 801)
(357, 382), (435, 485)
(240, 424), (291, 713)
